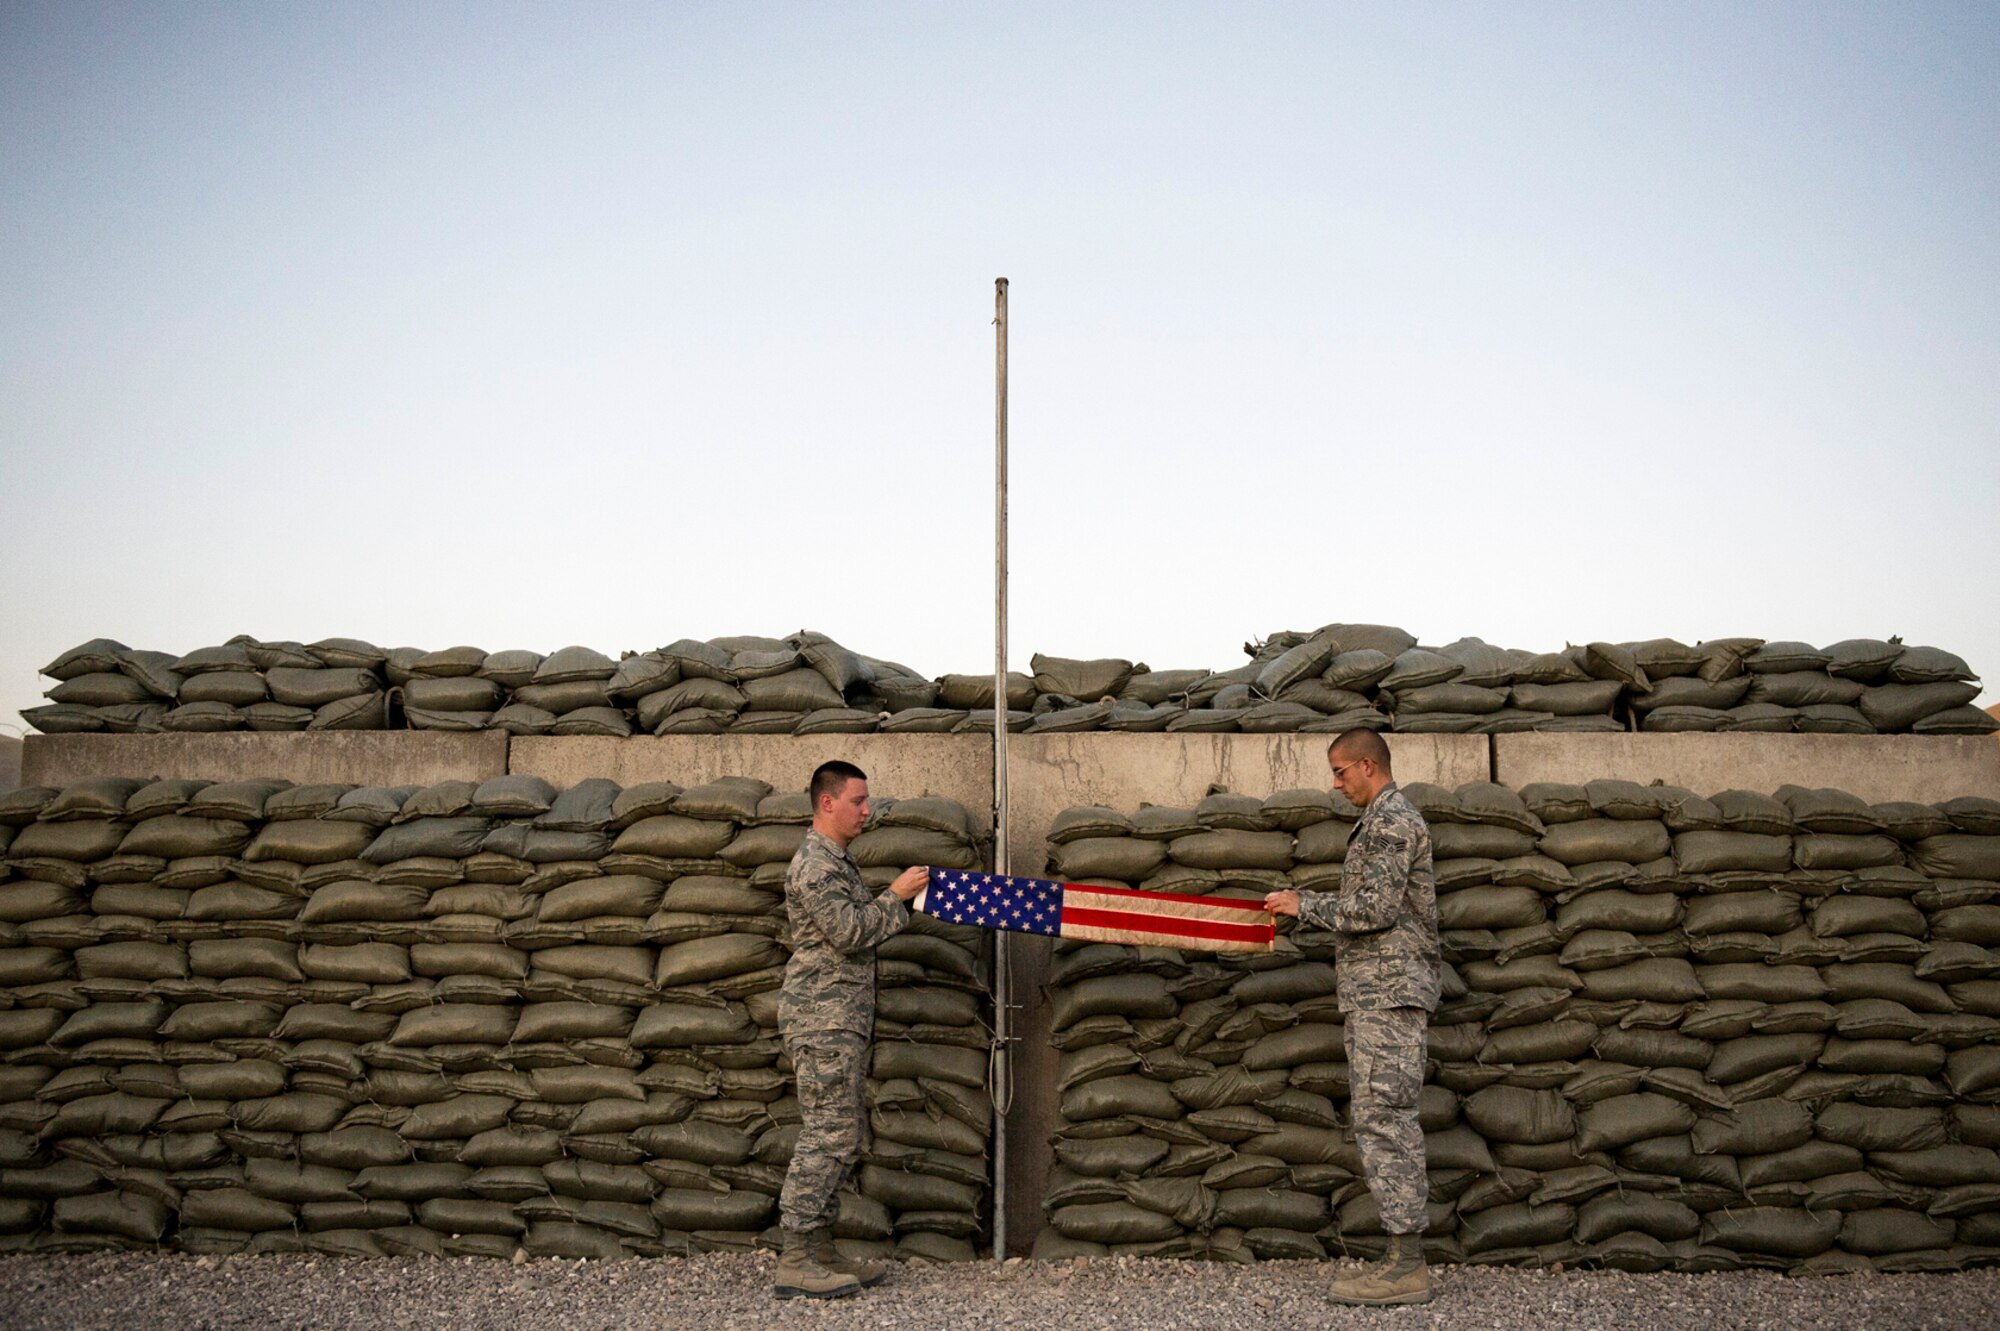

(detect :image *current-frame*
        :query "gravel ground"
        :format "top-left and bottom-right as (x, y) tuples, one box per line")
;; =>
(0, 1253), (1994, 1331)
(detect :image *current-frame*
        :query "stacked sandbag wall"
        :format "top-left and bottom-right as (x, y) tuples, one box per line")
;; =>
(1033, 782), (2000, 1272)
(31, 639), (392, 736)
(25, 629), (1994, 738)
(0, 776), (992, 1260)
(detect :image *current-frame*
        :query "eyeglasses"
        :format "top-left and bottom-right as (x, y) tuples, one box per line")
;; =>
(1330, 759), (1371, 780)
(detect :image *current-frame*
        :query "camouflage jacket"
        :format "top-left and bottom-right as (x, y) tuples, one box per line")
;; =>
(1295, 781), (1440, 1013)
(777, 828), (911, 1037)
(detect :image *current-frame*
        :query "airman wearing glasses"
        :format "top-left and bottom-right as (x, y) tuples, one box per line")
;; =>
(1264, 728), (1439, 1306)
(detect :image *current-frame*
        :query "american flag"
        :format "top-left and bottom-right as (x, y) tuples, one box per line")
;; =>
(917, 868), (1274, 954)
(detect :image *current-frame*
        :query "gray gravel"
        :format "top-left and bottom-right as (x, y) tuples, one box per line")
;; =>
(0, 1252), (1992, 1331)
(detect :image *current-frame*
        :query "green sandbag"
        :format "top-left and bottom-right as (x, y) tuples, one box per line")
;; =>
(361, 817), (492, 863)
(1163, 830), (1294, 871)
(179, 1188), (296, 1234)
(1839, 1208), (1955, 1257)
(1701, 1207), (1840, 1258)
(1695, 963), (1827, 1003)
(1048, 975), (1175, 1031)
(52, 1191), (171, 1242)
(1048, 837), (1166, 880)
(525, 953), (657, 999)
(520, 876), (654, 923)
(1056, 1127), (1168, 1175)
(870, 1107), (985, 1155)
(654, 935), (784, 988)
(649, 1188), (774, 1232)
(1913, 706), (2000, 734)
(1813, 1103), (1949, 1153)
(1575, 1193), (1700, 1244)
(10, 820), (131, 861)
(1212, 1187), (1327, 1232)
(115, 817), (253, 859)
(230, 1093), (348, 1134)
(389, 1006), (517, 1048)
(1461, 1202), (1576, 1255)
(629, 1003), (757, 1048)
(1537, 819), (1671, 867)
(1575, 1094), (1695, 1153)
(606, 815), (734, 859)
(850, 826), (980, 870)
(1465, 1085), (1575, 1145)
(1240, 1023), (1344, 1071)
(740, 669), (844, 713)
(1049, 1201), (1179, 1244)
(1060, 1075), (1182, 1122)
(1032, 654), (1136, 699)
(1910, 835), (2000, 881)
(520, 1221), (626, 1260)
(1857, 681), (1980, 730)
(1869, 1145), (2000, 1187)
(1690, 1098), (1814, 1156)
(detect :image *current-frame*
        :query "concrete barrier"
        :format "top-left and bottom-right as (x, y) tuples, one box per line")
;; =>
(1000, 733), (1487, 878)
(19, 732), (509, 788)
(0, 735), (19, 794)
(508, 735), (994, 833)
(1492, 733), (2000, 803)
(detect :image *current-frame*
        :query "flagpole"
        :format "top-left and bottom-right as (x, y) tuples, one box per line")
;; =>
(990, 276), (1011, 1259)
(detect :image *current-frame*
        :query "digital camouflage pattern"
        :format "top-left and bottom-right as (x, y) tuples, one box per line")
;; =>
(778, 827), (910, 1037)
(1295, 781), (1441, 1013)
(1295, 780), (1438, 1238)
(1344, 1007), (1430, 1235)
(776, 827), (908, 1236)
(778, 1029), (870, 1231)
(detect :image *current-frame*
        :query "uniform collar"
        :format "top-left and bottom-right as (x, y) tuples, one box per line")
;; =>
(1359, 781), (1402, 824)
(802, 826), (859, 864)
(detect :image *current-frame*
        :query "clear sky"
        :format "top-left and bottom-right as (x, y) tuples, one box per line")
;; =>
(3, 1), (1996, 735)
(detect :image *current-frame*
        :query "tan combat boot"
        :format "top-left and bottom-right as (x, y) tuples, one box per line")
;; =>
(774, 1227), (861, 1300)
(811, 1226), (888, 1288)
(1328, 1233), (1432, 1306)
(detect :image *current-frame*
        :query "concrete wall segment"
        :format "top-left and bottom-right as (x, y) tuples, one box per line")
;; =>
(1001, 733), (1487, 878)
(20, 732), (508, 788)
(508, 735), (994, 835)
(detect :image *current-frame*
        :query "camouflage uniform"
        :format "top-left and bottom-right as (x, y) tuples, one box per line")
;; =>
(1295, 781), (1438, 1237)
(776, 827), (910, 1232)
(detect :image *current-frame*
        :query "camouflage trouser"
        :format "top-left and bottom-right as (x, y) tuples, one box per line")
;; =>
(1345, 1006), (1429, 1236)
(778, 1029), (870, 1233)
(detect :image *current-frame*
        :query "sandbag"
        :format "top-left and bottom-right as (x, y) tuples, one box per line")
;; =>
(654, 935), (784, 988)
(1702, 1207), (1840, 1258)
(1049, 838), (1167, 881)
(1910, 835), (2000, 881)
(1575, 1094), (1695, 1152)
(1464, 1086), (1576, 1145)
(1538, 820), (1671, 867)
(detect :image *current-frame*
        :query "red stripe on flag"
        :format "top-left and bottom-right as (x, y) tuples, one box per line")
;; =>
(1060, 881), (1273, 914)
(1062, 889), (1272, 931)
(1060, 904), (1274, 945)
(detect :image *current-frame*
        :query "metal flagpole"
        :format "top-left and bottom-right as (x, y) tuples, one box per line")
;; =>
(990, 277), (1011, 1259)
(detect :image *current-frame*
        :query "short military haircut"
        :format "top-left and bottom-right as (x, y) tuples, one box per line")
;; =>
(1328, 728), (1392, 772)
(809, 760), (868, 809)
